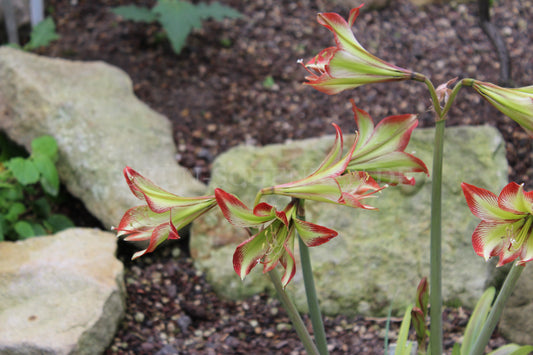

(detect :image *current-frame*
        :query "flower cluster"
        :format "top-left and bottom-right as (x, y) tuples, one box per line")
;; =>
(116, 104), (427, 285)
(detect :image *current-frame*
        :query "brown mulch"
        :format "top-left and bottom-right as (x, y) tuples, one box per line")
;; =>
(36, 0), (532, 353)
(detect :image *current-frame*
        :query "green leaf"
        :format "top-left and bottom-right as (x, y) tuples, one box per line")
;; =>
(195, 2), (243, 21)
(461, 287), (496, 355)
(33, 197), (51, 218)
(153, 0), (201, 54)
(111, 5), (157, 22)
(0, 214), (6, 241)
(33, 154), (59, 196)
(5, 157), (40, 185)
(14, 220), (35, 239)
(111, 5), (158, 22)
(451, 343), (461, 355)
(31, 223), (47, 236)
(46, 214), (74, 232)
(262, 75), (275, 89)
(488, 344), (533, 355)
(153, 0), (241, 54)
(395, 304), (413, 355)
(24, 17), (60, 50)
(31, 135), (58, 161)
(5, 202), (26, 222)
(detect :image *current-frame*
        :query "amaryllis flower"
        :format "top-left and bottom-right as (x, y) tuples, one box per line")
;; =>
(472, 81), (533, 137)
(462, 182), (533, 266)
(215, 188), (337, 287)
(116, 167), (217, 259)
(347, 101), (428, 185)
(300, 4), (416, 95)
(258, 123), (383, 209)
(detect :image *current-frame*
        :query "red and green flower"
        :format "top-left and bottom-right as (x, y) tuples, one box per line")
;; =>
(462, 182), (533, 266)
(116, 167), (217, 259)
(300, 4), (415, 95)
(472, 81), (533, 137)
(215, 188), (338, 287)
(348, 101), (428, 185)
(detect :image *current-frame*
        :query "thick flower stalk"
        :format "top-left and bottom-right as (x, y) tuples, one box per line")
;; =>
(215, 188), (337, 287)
(472, 80), (533, 137)
(300, 4), (417, 95)
(116, 167), (217, 259)
(257, 123), (384, 208)
(347, 100), (429, 185)
(462, 182), (533, 266)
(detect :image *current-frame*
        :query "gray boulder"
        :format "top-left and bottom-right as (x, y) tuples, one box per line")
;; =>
(0, 47), (206, 230)
(191, 125), (508, 316)
(0, 228), (125, 355)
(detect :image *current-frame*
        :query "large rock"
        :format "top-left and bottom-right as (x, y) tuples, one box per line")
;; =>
(0, 47), (206, 230)
(499, 265), (533, 345)
(191, 125), (508, 316)
(0, 228), (125, 354)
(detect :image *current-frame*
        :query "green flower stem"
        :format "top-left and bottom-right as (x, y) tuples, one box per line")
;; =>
(296, 199), (329, 355)
(469, 262), (525, 355)
(268, 268), (320, 355)
(429, 117), (445, 355)
(423, 76), (443, 118)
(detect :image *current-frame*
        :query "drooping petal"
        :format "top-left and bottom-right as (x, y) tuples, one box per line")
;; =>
(124, 167), (215, 213)
(116, 205), (171, 239)
(131, 223), (175, 259)
(233, 230), (269, 280)
(293, 218), (338, 247)
(462, 183), (523, 222)
(279, 229), (297, 287)
(215, 188), (277, 228)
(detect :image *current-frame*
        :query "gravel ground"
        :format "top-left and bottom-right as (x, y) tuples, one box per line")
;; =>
(37, 0), (533, 353)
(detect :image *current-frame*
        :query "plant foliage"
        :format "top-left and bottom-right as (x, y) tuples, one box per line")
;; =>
(0, 134), (73, 241)
(111, 0), (242, 54)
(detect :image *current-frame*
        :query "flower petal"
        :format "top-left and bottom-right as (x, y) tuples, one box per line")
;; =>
(124, 167), (214, 213)
(215, 188), (276, 227)
(498, 182), (532, 214)
(279, 230), (297, 287)
(233, 230), (269, 280)
(131, 223), (174, 259)
(293, 218), (338, 247)
(462, 183), (522, 221)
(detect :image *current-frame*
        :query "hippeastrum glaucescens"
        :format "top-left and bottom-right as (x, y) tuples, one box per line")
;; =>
(116, 167), (217, 259)
(300, 4), (416, 95)
(462, 182), (533, 266)
(347, 101), (428, 185)
(472, 80), (533, 137)
(257, 123), (383, 209)
(215, 188), (338, 287)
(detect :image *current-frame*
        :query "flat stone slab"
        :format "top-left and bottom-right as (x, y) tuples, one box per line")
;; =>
(0, 228), (125, 355)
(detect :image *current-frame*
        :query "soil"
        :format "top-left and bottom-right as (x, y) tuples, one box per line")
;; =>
(35, 0), (532, 353)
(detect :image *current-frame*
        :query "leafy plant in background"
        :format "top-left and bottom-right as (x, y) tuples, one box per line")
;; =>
(116, 4), (533, 355)
(3, 17), (60, 51)
(0, 134), (73, 240)
(111, 0), (242, 54)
